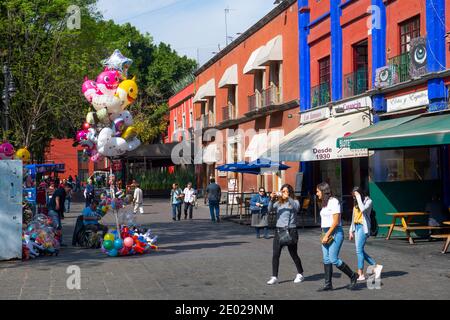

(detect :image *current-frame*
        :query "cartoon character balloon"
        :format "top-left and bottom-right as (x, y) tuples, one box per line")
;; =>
(15, 147), (31, 162)
(0, 142), (15, 160)
(101, 49), (133, 77)
(96, 68), (120, 96)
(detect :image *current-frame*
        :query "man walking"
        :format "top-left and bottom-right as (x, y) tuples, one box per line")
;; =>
(48, 182), (72, 246)
(205, 178), (221, 223)
(133, 182), (144, 214)
(183, 182), (196, 220)
(170, 183), (183, 221)
(84, 178), (95, 207)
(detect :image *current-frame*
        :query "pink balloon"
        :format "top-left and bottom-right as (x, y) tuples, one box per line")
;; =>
(96, 68), (120, 95)
(76, 130), (88, 142)
(124, 237), (134, 248)
(81, 76), (102, 103)
(1, 142), (14, 157)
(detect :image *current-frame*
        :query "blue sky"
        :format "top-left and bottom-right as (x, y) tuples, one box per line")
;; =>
(95, 0), (276, 66)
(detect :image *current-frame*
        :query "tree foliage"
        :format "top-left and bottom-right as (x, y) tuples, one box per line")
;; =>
(0, 0), (196, 160)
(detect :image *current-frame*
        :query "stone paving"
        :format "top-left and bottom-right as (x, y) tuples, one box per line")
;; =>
(0, 198), (449, 300)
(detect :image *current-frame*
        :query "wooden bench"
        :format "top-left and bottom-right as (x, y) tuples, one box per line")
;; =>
(385, 212), (450, 244)
(430, 234), (450, 253)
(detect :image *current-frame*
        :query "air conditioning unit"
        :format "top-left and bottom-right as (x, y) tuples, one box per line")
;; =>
(409, 37), (428, 78)
(375, 65), (398, 88)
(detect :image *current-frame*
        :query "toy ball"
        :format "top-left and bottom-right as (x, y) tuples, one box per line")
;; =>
(108, 248), (119, 257)
(123, 237), (134, 248)
(103, 240), (114, 251)
(104, 233), (115, 242)
(113, 239), (123, 250)
(15, 147), (31, 162)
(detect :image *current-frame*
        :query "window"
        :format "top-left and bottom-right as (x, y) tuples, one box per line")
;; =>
(349, 40), (368, 96)
(189, 110), (193, 127)
(182, 113), (186, 129)
(319, 56), (330, 85)
(400, 16), (420, 54)
(369, 148), (439, 182)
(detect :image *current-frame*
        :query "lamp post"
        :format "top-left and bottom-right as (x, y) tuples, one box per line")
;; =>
(2, 64), (16, 134)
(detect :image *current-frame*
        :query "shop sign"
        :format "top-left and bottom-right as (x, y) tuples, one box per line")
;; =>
(387, 90), (429, 113)
(332, 96), (372, 117)
(300, 107), (330, 124)
(309, 146), (370, 161)
(112, 160), (122, 171)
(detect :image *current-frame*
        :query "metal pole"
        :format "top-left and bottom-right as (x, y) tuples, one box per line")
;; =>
(3, 64), (10, 133)
(225, 7), (229, 46)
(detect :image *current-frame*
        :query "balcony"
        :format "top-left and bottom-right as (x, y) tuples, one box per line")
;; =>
(196, 114), (215, 129)
(311, 82), (331, 108)
(387, 52), (411, 84)
(222, 103), (237, 122)
(248, 85), (281, 112)
(343, 68), (368, 98)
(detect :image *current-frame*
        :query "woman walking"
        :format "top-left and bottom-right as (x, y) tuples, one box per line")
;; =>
(267, 184), (304, 285)
(316, 182), (357, 291)
(250, 187), (270, 239)
(349, 187), (383, 281)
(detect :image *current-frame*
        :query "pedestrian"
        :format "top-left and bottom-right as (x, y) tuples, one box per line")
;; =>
(84, 178), (95, 207)
(133, 182), (144, 215)
(170, 183), (183, 221)
(316, 182), (358, 291)
(183, 182), (196, 220)
(65, 185), (72, 213)
(75, 175), (81, 192)
(349, 187), (383, 281)
(204, 178), (221, 223)
(47, 182), (72, 246)
(266, 184), (304, 285)
(250, 187), (270, 239)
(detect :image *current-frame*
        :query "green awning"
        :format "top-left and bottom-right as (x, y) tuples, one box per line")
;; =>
(344, 113), (450, 150)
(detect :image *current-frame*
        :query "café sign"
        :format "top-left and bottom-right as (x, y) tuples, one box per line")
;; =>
(300, 107), (330, 124)
(387, 90), (429, 113)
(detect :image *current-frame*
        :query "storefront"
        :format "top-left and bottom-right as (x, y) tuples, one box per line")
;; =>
(262, 96), (373, 220)
(343, 103), (450, 235)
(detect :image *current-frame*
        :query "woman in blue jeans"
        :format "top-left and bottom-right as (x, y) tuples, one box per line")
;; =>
(349, 187), (383, 281)
(316, 182), (357, 291)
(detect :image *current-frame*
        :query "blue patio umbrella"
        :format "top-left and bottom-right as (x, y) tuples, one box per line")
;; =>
(248, 158), (290, 171)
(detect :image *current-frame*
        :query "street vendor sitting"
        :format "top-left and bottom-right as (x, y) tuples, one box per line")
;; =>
(82, 200), (109, 235)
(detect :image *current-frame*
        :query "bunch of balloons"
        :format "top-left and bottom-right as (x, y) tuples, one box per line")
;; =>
(101, 225), (158, 257)
(77, 49), (141, 161)
(22, 214), (60, 260)
(0, 141), (31, 162)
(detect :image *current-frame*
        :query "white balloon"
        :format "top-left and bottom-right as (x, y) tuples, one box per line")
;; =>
(92, 94), (122, 114)
(97, 127), (114, 148)
(110, 110), (133, 127)
(87, 128), (98, 143)
(98, 137), (128, 157)
(127, 138), (141, 151)
(96, 83), (116, 96)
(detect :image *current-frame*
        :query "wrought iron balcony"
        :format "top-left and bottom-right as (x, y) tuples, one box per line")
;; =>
(262, 85), (281, 107)
(222, 103), (237, 122)
(387, 52), (411, 84)
(311, 82), (331, 108)
(248, 91), (262, 112)
(343, 68), (368, 98)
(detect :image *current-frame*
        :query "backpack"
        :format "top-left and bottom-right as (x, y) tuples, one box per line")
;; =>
(370, 209), (379, 237)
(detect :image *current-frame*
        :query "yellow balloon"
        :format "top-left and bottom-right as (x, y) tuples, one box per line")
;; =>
(121, 126), (137, 140)
(104, 233), (115, 241)
(115, 76), (138, 109)
(15, 147), (31, 162)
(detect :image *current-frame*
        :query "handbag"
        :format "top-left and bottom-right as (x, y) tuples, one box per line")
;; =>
(320, 232), (334, 245)
(278, 208), (295, 246)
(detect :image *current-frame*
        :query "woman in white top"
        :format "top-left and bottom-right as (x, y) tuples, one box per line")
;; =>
(316, 182), (357, 291)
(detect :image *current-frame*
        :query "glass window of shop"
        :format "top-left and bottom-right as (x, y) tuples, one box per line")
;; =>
(369, 147), (440, 182)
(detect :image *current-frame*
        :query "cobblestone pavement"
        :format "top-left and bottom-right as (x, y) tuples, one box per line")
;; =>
(1, 198), (449, 300)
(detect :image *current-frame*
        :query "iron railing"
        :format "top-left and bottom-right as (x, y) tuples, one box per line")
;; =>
(311, 82), (331, 108)
(387, 52), (411, 84)
(343, 68), (368, 98)
(221, 103), (236, 122)
(248, 91), (262, 112)
(262, 85), (281, 107)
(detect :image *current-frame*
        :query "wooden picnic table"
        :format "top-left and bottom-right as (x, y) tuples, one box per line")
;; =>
(431, 221), (450, 253)
(385, 212), (449, 244)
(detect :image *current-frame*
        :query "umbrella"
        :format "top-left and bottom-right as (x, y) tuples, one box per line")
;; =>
(248, 158), (290, 172)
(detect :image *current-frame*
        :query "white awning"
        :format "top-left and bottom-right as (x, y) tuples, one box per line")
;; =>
(218, 64), (238, 88)
(193, 79), (216, 103)
(243, 46), (266, 74)
(261, 112), (372, 162)
(245, 130), (283, 161)
(255, 35), (283, 67)
(203, 143), (222, 164)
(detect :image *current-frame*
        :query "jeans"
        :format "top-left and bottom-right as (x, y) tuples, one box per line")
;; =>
(172, 203), (182, 220)
(256, 227), (269, 238)
(208, 200), (220, 221)
(321, 226), (344, 267)
(272, 228), (303, 277)
(65, 197), (71, 213)
(184, 202), (194, 219)
(354, 224), (376, 270)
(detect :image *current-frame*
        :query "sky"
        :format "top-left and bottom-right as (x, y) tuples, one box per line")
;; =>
(95, 0), (276, 66)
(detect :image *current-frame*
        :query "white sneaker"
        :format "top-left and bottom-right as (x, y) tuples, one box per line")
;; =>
(294, 274), (304, 283)
(357, 274), (366, 281)
(374, 264), (383, 279)
(267, 276), (278, 285)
